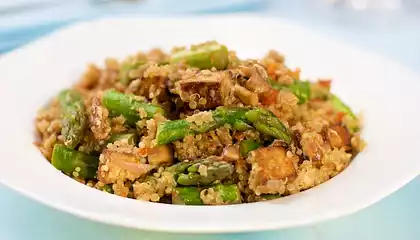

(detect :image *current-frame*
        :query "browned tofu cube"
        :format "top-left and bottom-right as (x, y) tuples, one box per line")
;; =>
(177, 73), (222, 109)
(248, 146), (297, 195)
(147, 145), (173, 166)
(328, 124), (351, 150)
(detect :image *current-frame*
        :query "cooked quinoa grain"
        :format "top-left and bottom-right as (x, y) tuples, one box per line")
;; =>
(35, 41), (365, 205)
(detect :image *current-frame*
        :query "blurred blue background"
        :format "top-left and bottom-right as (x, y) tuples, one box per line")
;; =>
(0, 0), (419, 239)
(1, 0), (419, 70)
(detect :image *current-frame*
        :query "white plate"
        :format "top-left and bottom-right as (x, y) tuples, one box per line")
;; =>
(0, 16), (419, 233)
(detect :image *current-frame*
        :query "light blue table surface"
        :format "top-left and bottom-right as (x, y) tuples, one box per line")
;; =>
(1, 1), (419, 239)
(1, 177), (419, 240)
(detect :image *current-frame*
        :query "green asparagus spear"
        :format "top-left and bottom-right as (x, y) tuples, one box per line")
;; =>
(170, 42), (229, 70)
(166, 159), (234, 186)
(212, 184), (241, 204)
(330, 94), (356, 119)
(99, 184), (114, 194)
(58, 89), (87, 149)
(239, 140), (262, 157)
(118, 61), (145, 85)
(172, 187), (203, 205)
(268, 79), (311, 104)
(191, 107), (251, 133)
(260, 194), (281, 200)
(51, 144), (99, 179)
(156, 119), (191, 145)
(245, 108), (291, 144)
(156, 107), (251, 145)
(172, 184), (241, 205)
(157, 107), (291, 145)
(102, 90), (165, 125)
(107, 133), (137, 145)
(213, 184), (241, 204)
(176, 159), (234, 186)
(165, 161), (192, 175)
(289, 80), (311, 104)
(211, 107), (252, 132)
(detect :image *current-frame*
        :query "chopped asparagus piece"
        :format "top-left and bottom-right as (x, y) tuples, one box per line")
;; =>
(156, 107), (251, 145)
(211, 107), (252, 132)
(260, 194), (281, 200)
(100, 184), (114, 194)
(268, 79), (311, 104)
(177, 173), (207, 186)
(165, 161), (192, 175)
(156, 119), (191, 145)
(51, 144), (99, 179)
(169, 158), (234, 186)
(213, 184), (241, 204)
(172, 187), (203, 205)
(102, 90), (165, 125)
(172, 184), (241, 205)
(239, 140), (262, 157)
(170, 42), (229, 70)
(177, 161), (234, 186)
(157, 107), (291, 145)
(330, 94), (356, 119)
(57, 89), (87, 149)
(107, 133), (137, 145)
(245, 108), (291, 144)
(289, 80), (311, 104)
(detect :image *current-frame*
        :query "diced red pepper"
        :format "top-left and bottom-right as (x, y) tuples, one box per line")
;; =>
(318, 79), (331, 89)
(335, 111), (346, 123)
(139, 147), (148, 156)
(261, 89), (279, 105)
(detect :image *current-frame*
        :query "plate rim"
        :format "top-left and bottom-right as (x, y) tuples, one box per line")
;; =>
(1, 15), (420, 233)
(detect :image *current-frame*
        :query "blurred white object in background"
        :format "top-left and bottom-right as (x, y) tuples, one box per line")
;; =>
(0, 0), (55, 11)
(327, 0), (401, 10)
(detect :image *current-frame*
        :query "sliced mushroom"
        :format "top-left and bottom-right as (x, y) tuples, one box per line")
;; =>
(253, 63), (269, 79)
(245, 66), (271, 94)
(244, 64), (279, 105)
(234, 84), (259, 106)
(300, 132), (325, 161)
(222, 146), (240, 162)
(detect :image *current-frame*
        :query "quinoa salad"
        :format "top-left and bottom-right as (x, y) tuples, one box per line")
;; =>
(35, 42), (365, 205)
